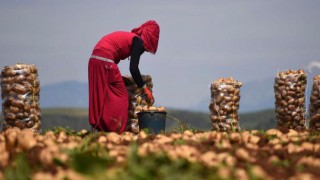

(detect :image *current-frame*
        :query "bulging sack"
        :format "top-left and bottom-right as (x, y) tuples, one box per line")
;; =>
(274, 69), (307, 131)
(209, 77), (242, 131)
(309, 75), (320, 131)
(122, 75), (154, 133)
(1, 63), (41, 131)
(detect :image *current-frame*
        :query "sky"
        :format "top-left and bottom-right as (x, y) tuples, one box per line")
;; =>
(0, 0), (320, 110)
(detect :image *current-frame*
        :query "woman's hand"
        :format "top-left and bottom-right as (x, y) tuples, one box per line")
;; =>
(143, 86), (154, 105)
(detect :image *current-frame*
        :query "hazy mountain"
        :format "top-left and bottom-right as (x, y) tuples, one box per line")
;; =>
(40, 81), (88, 108)
(1, 69), (318, 112)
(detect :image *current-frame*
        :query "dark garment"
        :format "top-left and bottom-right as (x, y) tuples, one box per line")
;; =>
(130, 36), (145, 88)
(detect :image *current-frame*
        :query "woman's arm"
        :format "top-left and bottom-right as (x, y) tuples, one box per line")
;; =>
(130, 36), (145, 88)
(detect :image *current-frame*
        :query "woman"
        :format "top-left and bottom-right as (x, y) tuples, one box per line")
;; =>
(88, 20), (160, 133)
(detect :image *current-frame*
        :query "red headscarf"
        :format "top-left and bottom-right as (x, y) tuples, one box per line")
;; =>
(131, 20), (160, 54)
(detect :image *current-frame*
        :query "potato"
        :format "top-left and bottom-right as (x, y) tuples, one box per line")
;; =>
(24, 103), (31, 111)
(11, 99), (24, 108)
(14, 75), (25, 82)
(130, 118), (139, 124)
(5, 112), (16, 120)
(29, 65), (38, 73)
(9, 106), (20, 113)
(129, 96), (137, 101)
(21, 81), (33, 91)
(142, 106), (149, 112)
(23, 112), (29, 118)
(137, 96), (142, 105)
(2, 66), (16, 76)
(2, 107), (10, 115)
(16, 112), (24, 119)
(1, 84), (11, 93)
(26, 120), (35, 128)
(157, 106), (166, 112)
(146, 82), (153, 89)
(25, 74), (35, 82)
(135, 106), (142, 112)
(149, 106), (158, 111)
(30, 101), (40, 108)
(12, 83), (27, 94)
(1, 77), (14, 84)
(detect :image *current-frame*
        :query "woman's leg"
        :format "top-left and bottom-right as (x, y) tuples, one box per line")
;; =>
(88, 59), (109, 130)
(102, 63), (128, 133)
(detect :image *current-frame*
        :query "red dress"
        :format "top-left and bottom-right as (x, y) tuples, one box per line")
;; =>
(88, 20), (160, 133)
(88, 31), (137, 133)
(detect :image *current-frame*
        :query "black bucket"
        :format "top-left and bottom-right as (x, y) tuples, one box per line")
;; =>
(137, 111), (167, 134)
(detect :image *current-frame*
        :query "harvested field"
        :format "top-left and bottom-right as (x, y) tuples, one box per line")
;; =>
(0, 127), (320, 180)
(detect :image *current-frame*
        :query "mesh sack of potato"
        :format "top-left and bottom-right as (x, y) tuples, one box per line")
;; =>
(122, 75), (154, 133)
(209, 77), (242, 131)
(274, 69), (307, 131)
(309, 75), (320, 131)
(1, 63), (41, 131)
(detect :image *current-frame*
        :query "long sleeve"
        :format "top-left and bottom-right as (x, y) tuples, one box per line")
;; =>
(129, 36), (145, 88)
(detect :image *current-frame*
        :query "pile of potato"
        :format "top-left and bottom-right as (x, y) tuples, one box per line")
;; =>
(309, 75), (320, 131)
(122, 75), (154, 133)
(0, 63), (41, 131)
(209, 77), (242, 131)
(274, 69), (307, 131)
(138, 106), (166, 112)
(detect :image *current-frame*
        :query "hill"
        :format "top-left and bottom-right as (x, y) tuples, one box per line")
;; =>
(167, 108), (277, 131)
(239, 109), (277, 130)
(1, 71), (315, 112)
(39, 108), (277, 132)
(40, 81), (88, 108)
(41, 108), (90, 131)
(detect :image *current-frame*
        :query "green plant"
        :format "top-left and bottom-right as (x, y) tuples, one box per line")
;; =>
(51, 126), (76, 135)
(174, 139), (187, 146)
(118, 143), (220, 180)
(65, 133), (114, 177)
(4, 154), (31, 180)
(271, 159), (290, 168)
(141, 128), (150, 135)
(166, 114), (191, 133)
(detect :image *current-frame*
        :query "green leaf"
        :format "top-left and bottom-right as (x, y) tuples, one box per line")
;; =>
(4, 153), (31, 180)
(69, 152), (110, 176)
